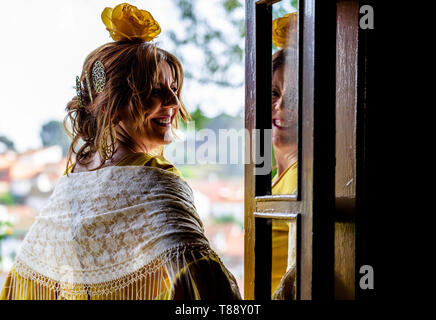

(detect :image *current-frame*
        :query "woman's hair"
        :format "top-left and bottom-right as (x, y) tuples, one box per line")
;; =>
(272, 48), (298, 73)
(64, 39), (190, 173)
(273, 48), (285, 73)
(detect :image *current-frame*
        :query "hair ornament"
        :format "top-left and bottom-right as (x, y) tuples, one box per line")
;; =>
(101, 3), (161, 42)
(272, 12), (298, 48)
(84, 71), (94, 104)
(92, 60), (106, 93)
(75, 76), (84, 108)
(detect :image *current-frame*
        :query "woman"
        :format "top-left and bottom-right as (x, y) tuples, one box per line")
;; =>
(270, 47), (299, 300)
(0, 3), (241, 300)
(270, 12), (299, 299)
(270, 12), (300, 300)
(271, 48), (298, 196)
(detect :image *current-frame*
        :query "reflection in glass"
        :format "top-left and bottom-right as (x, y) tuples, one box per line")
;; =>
(271, 218), (297, 300)
(271, 12), (298, 196)
(270, 2), (299, 300)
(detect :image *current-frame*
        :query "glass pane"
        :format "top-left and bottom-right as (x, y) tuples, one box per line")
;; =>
(271, 218), (297, 300)
(271, 1), (299, 196)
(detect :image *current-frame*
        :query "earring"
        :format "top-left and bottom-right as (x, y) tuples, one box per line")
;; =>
(100, 125), (116, 161)
(92, 60), (106, 93)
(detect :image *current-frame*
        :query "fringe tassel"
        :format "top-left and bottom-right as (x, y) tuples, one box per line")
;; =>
(4, 266), (173, 300)
(3, 244), (212, 300)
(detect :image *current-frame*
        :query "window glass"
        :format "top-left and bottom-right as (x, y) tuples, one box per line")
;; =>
(271, 1), (299, 196)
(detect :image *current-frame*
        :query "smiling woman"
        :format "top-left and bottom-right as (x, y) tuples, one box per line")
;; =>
(65, 39), (189, 173)
(0, 3), (241, 300)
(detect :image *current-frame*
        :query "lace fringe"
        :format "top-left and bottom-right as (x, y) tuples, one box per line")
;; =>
(5, 244), (212, 300)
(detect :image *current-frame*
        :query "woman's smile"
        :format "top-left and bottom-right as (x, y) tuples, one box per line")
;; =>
(152, 115), (172, 127)
(273, 118), (292, 129)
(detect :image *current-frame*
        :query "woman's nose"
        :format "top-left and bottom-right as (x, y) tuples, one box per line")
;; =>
(162, 87), (179, 107)
(273, 97), (283, 111)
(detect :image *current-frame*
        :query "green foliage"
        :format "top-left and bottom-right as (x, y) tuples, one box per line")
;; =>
(40, 120), (71, 156)
(169, 0), (244, 88)
(223, 0), (242, 12)
(0, 220), (14, 241)
(273, 0), (298, 19)
(179, 165), (197, 179)
(272, 146), (277, 179)
(189, 108), (211, 130)
(0, 192), (15, 205)
(212, 214), (243, 229)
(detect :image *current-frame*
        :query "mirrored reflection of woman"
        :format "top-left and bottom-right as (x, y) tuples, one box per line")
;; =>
(270, 12), (299, 300)
(270, 48), (299, 300)
(0, 3), (241, 300)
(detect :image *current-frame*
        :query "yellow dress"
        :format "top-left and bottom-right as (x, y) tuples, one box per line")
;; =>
(0, 153), (241, 300)
(271, 162), (297, 297)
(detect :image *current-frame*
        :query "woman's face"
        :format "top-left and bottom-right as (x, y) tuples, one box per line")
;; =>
(272, 64), (298, 149)
(119, 61), (180, 152)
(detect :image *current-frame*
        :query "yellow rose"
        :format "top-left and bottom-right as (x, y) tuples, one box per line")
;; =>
(272, 12), (298, 48)
(102, 3), (161, 42)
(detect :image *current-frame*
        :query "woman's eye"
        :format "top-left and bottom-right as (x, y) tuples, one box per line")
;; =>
(151, 89), (161, 96)
(171, 87), (177, 93)
(272, 90), (280, 98)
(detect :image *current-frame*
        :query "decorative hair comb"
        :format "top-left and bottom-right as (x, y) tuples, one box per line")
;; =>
(74, 60), (106, 107)
(101, 3), (161, 42)
(75, 76), (84, 108)
(92, 60), (106, 93)
(84, 71), (93, 104)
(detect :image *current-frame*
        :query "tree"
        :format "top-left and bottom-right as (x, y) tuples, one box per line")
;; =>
(0, 192), (15, 205)
(167, 0), (245, 88)
(189, 107), (211, 130)
(40, 120), (71, 156)
(167, 0), (297, 88)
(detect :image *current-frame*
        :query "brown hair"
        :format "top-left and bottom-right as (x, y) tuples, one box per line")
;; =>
(273, 49), (285, 72)
(64, 39), (190, 173)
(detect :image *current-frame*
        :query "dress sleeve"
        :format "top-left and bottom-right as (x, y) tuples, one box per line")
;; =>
(159, 253), (242, 300)
(272, 264), (296, 300)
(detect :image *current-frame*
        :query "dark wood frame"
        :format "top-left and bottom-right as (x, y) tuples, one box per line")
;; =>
(245, 0), (338, 300)
(245, 0), (376, 300)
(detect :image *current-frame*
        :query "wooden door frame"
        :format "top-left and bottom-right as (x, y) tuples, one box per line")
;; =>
(244, 0), (337, 300)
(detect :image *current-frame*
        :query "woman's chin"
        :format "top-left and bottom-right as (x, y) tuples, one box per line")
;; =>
(162, 130), (175, 143)
(273, 136), (294, 150)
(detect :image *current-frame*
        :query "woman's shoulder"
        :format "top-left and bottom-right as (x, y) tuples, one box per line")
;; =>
(272, 161), (298, 195)
(116, 152), (182, 177)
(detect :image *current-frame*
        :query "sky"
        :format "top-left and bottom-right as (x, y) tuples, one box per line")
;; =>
(0, 0), (245, 152)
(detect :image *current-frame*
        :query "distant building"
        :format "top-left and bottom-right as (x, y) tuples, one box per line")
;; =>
(0, 146), (66, 232)
(188, 177), (244, 224)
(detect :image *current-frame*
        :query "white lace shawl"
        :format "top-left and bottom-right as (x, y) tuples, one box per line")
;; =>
(9, 166), (230, 300)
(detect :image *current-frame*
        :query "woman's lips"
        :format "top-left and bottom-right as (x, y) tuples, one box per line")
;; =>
(273, 119), (292, 129)
(152, 116), (172, 127)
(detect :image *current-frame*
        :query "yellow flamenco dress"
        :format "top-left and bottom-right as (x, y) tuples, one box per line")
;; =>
(271, 161), (298, 298)
(0, 153), (241, 300)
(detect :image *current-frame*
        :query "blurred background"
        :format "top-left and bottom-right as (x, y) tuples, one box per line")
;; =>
(0, 0), (246, 295)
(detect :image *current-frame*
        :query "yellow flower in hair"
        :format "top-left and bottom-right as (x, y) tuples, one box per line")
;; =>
(102, 3), (161, 41)
(272, 12), (298, 48)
